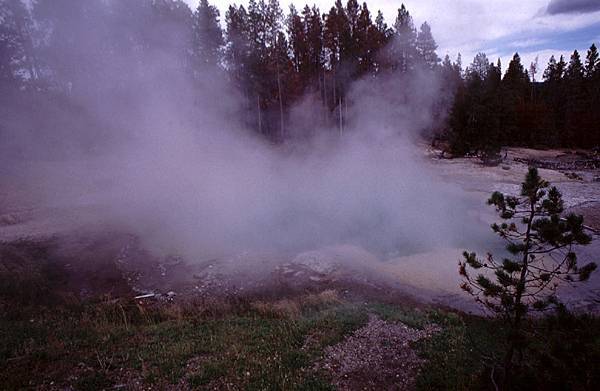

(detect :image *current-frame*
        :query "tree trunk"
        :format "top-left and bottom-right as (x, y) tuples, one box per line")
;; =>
(332, 68), (336, 109)
(277, 61), (284, 141)
(323, 70), (327, 119)
(339, 96), (343, 136)
(503, 199), (536, 388)
(323, 70), (327, 106)
(257, 95), (262, 135)
(345, 97), (348, 126)
(244, 87), (250, 127)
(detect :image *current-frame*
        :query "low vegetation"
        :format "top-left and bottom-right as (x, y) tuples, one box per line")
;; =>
(2, 240), (599, 390)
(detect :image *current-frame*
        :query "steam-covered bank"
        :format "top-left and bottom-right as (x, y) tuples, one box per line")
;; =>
(2, 145), (598, 313)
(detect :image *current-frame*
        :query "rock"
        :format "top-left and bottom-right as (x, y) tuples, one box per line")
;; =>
(292, 253), (336, 274)
(0, 214), (18, 226)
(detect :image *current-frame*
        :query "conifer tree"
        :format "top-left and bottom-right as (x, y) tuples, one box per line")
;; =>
(584, 43), (599, 79)
(416, 22), (439, 70)
(345, 0), (360, 35)
(503, 53), (529, 86)
(225, 5), (250, 85)
(372, 10), (391, 72)
(323, 5), (340, 68)
(460, 167), (597, 387)
(392, 4), (416, 72)
(192, 0), (223, 68)
(287, 5), (307, 75)
(468, 52), (490, 80)
(563, 50), (587, 144)
(334, 0), (361, 86)
(456, 53), (463, 76)
(556, 55), (567, 79)
(501, 53), (530, 145)
(540, 55), (566, 146)
(585, 44), (600, 146)
(304, 5), (323, 81)
(542, 55), (560, 82)
(355, 3), (372, 72)
(565, 50), (584, 81)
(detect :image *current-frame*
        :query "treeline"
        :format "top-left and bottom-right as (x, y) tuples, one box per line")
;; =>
(447, 47), (600, 156)
(2, 0), (598, 150)
(0, 0), (450, 143)
(222, 0), (446, 138)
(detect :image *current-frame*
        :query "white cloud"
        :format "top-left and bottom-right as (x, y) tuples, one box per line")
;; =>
(184, 0), (600, 68)
(508, 38), (549, 49)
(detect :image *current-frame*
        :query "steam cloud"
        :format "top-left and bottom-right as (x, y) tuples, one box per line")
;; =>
(1, 1), (490, 261)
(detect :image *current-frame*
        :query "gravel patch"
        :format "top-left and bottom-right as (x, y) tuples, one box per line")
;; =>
(317, 315), (439, 390)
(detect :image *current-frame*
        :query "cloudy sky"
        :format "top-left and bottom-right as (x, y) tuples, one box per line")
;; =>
(184, 0), (600, 74)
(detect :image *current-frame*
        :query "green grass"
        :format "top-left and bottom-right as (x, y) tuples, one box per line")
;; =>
(415, 313), (501, 390)
(415, 310), (600, 391)
(2, 240), (599, 390)
(0, 296), (371, 390)
(367, 302), (430, 328)
(3, 293), (600, 390)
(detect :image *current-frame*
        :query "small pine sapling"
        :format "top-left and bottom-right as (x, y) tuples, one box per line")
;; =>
(459, 167), (597, 386)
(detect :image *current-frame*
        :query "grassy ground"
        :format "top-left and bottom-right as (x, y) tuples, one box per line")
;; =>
(2, 239), (600, 390)
(2, 292), (426, 389)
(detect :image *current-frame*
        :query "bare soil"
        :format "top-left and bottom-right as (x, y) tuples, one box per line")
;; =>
(316, 315), (439, 390)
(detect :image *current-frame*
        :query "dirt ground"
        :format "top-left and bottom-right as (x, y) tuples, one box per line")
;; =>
(1, 147), (599, 313)
(316, 315), (440, 390)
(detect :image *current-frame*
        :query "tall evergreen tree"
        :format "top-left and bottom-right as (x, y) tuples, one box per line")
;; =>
(392, 4), (416, 72)
(503, 53), (529, 86)
(556, 55), (567, 80)
(416, 22), (439, 70)
(323, 6), (340, 68)
(501, 53), (530, 145)
(440, 54), (462, 101)
(324, 1), (350, 70)
(564, 50), (587, 145)
(323, 1), (351, 106)
(585, 44), (600, 146)
(540, 55), (566, 146)
(225, 4), (250, 76)
(355, 2), (375, 74)
(272, 30), (290, 139)
(192, 0), (223, 68)
(304, 5), (323, 83)
(287, 5), (307, 75)
(468, 52), (490, 81)
(372, 10), (391, 72)
(542, 55), (561, 82)
(585, 43), (599, 79)
(565, 50), (584, 81)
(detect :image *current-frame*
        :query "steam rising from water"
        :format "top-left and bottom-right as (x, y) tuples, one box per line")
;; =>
(1, 3), (490, 260)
